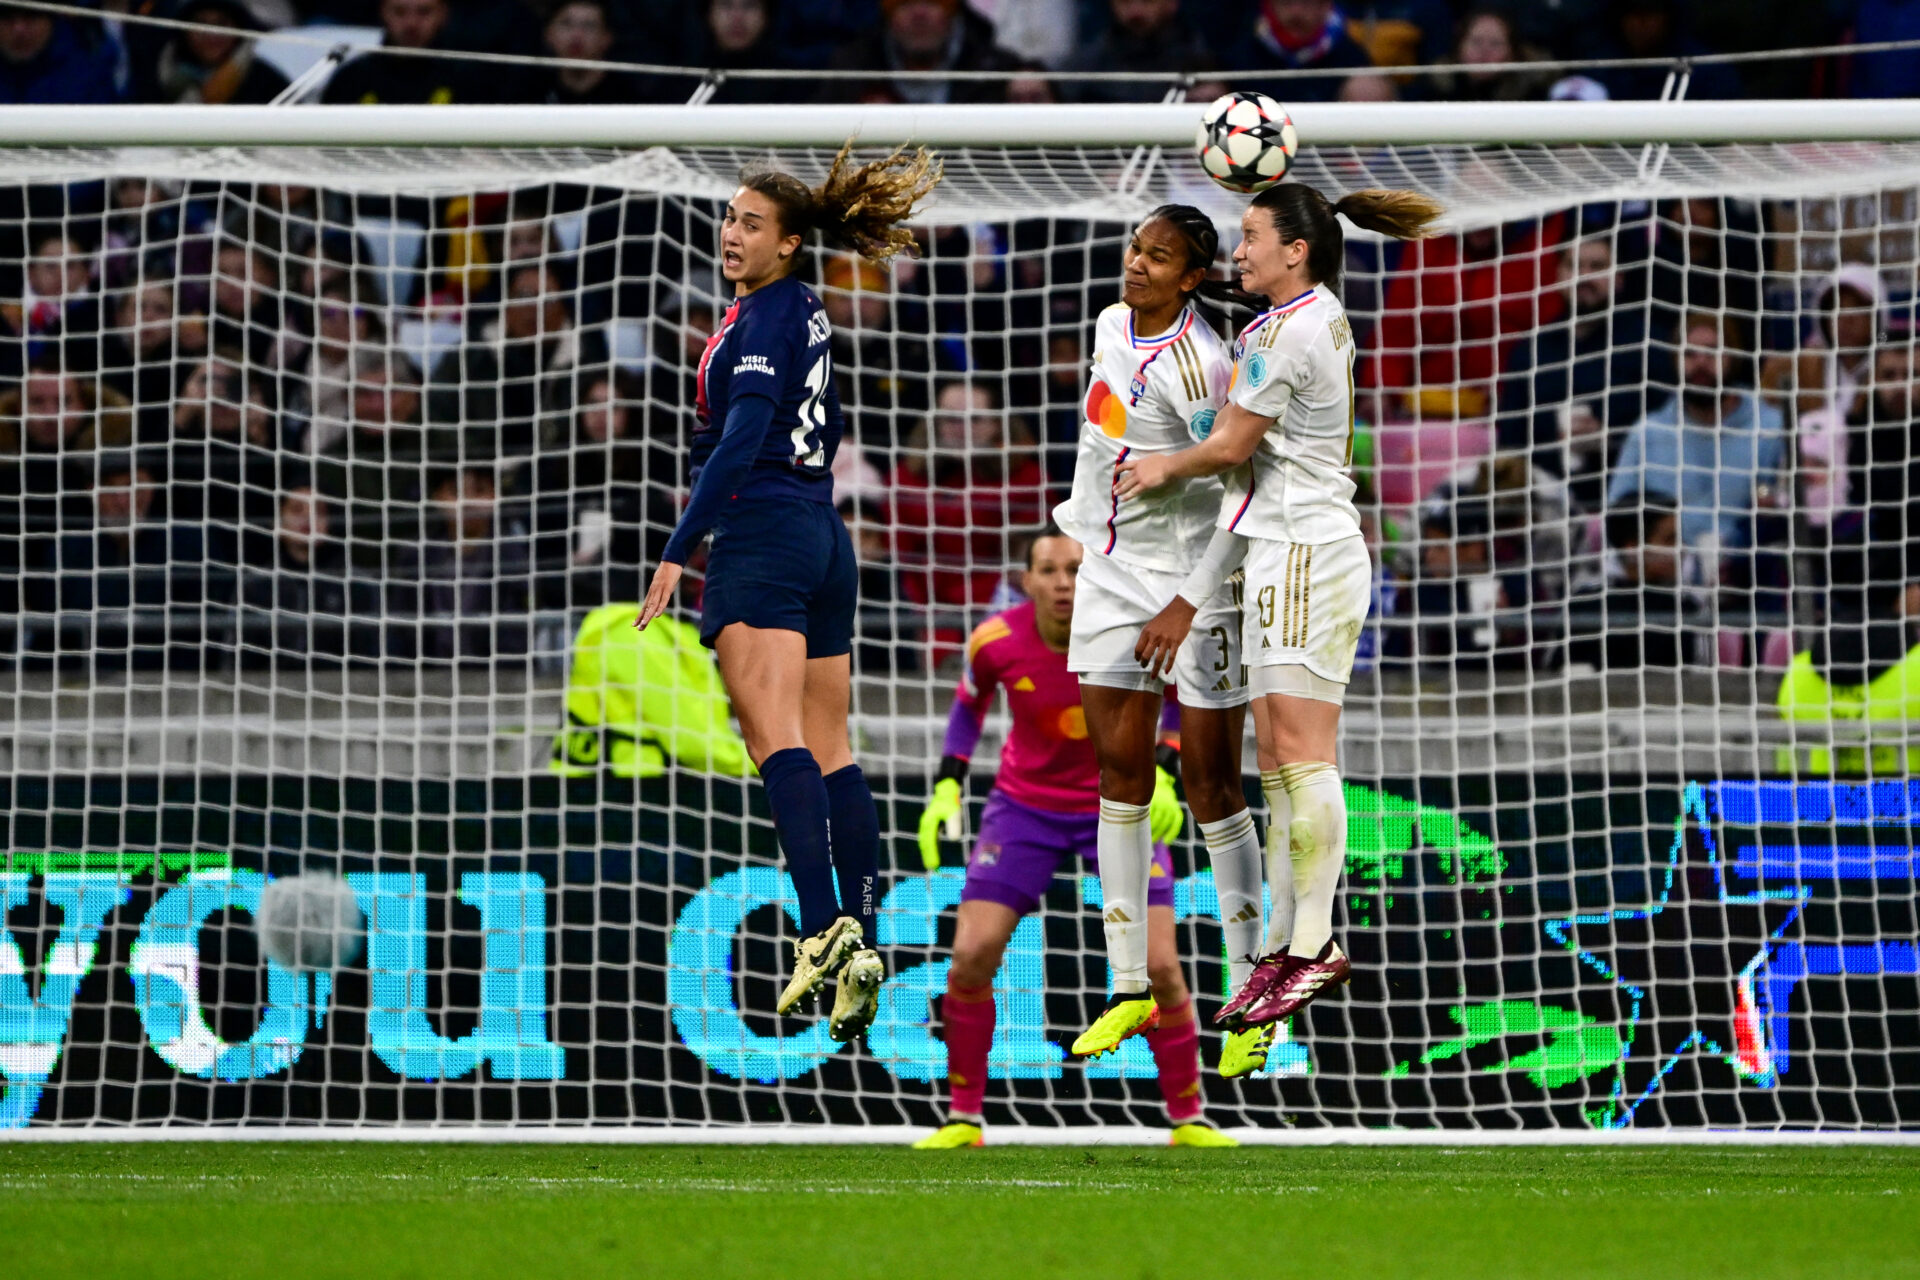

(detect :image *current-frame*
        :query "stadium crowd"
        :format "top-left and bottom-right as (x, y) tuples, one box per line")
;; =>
(0, 0), (1918, 710)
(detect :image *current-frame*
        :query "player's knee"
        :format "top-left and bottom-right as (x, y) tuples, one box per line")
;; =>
(1183, 776), (1244, 825)
(948, 947), (999, 991)
(1096, 760), (1154, 807)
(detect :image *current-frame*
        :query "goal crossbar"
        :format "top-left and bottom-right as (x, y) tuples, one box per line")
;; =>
(4, 100), (1920, 149)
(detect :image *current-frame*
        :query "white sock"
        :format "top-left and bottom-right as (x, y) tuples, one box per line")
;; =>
(1259, 769), (1295, 955)
(1198, 809), (1263, 991)
(1096, 797), (1152, 994)
(1279, 761), (1346, 959)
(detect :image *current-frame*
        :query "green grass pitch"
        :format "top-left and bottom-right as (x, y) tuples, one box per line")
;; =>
(4, 1142), (1917, 1279)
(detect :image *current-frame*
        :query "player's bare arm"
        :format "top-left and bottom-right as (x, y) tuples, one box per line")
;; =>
(1112, 401), (1273, 499)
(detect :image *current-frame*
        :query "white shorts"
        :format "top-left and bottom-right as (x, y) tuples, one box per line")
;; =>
(1068, 550), (1248, 709)
(1241, 534), (1371, 686)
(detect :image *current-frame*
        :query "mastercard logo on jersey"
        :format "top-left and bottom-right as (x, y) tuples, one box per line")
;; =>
(1084, 378), (1127, 439)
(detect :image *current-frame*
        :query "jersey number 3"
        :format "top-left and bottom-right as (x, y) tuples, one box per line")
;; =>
(793, 353), (831, 469)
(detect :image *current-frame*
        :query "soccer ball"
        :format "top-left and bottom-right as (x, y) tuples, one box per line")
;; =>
(1195, 92), (1298, 194)
(256, 874), (365, 972)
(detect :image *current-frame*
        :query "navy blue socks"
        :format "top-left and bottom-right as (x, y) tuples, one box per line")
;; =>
(824, 763), (881, 945)
(759, 747), (840, 937)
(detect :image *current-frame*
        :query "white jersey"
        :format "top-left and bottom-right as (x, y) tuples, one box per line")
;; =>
(1218, 284), (1364, 546)
(1053, 303), (1233, 573)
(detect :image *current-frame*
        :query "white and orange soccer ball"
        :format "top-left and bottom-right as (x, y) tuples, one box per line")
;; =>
(1194, 91), (1298, 194)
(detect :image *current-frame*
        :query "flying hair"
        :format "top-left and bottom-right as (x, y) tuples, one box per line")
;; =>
(1248, 183), (1446, 291)
(739, 140), (944, 267)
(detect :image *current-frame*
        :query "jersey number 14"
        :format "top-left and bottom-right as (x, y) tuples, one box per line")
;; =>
(793, 353), (832, 469)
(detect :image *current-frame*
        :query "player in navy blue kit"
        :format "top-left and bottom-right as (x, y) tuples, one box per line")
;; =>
(638, 143), (941, 1042)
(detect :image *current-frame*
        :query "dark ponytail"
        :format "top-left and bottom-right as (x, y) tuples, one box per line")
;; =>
(1248, 183), (1445, 291)
(1140, 203), (1265, 313)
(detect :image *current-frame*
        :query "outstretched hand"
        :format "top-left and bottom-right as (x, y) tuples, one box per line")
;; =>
(1135, 595), (1198, 678)
(635, 561), (683, 631)
(1113, 452), (1175, 501)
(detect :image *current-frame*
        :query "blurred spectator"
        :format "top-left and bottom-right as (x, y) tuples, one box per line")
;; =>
(168, 356), (280, 560)
(1801, 340), (1920, 686)
(1838, 0), (1920, 98)
(842, 496), (908, 672)
(1650, 197), (1763, 324)
(1063, 0), (1217, 103)
(527, 368), (678, 608)
(100, 283), (206, 441)
(414, 464), (529, 660)
(1607, 311), (1786, 555)
(0, 8), (123, 104)
(1569, 496), (1692, 669)
(0, 366), (134, 460)
(210, 239), (285, 368)
(242, 483), (351, 618)
(1, 228), (101, 377)
(26, 451), (203, 612)
(699, 0), (795, 104)
(1344, 0), (1455, 67)
(322, 0), (502, 104)
(147, 0), (289, 105)
(290, 283), (385, 457)
(1497, 235), (1676, 511)
(1385, 491), (1530, 665)
(535, 0), (647, 105)
(449, 263), (587, 457)
(218, 183), (320, 262)
(1422, 7), (1550, 102)
(971, 0), (1076, 65)
(890, 379), (1047, 621)
(1230, 0), (1374, 104)
(1364, 212), (1571, 420)
(102, 179), (202, 291)
(1039, 326), (1085, 485)
(825, 0), (1022, 104)
(821, 252), (932, 446)
(313, 349), (427, 569)
(1592, 0), (1741, 100)
(1791, 265), (1884, 526)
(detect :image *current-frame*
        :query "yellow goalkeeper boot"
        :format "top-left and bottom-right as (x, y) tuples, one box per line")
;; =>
(828, 948), (885, 1043)
(912, 1121), (985, 1150)
(1170, 1121), (1240, 1148)
(1070, 990), (1159, 1058)
(1218, 1024), (1275, 1080)
(776, 917), (864, 1016)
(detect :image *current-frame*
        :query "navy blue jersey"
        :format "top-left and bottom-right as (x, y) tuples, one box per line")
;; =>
(693, 273), (844, 505)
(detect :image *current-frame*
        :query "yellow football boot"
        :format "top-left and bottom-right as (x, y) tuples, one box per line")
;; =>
(1070, 991), (1160, 1058)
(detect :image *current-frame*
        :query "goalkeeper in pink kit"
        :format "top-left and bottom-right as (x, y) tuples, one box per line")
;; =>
(910, 528), (1235, 1149)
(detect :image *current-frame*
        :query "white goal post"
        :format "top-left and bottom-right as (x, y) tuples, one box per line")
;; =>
(1, 100), (1918, 1140)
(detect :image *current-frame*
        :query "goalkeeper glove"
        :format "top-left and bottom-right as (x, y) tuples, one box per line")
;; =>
(1149, 764), (1184, 846)
(918, 764), (967, 870)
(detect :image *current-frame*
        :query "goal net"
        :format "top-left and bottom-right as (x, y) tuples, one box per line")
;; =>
(3, 104), (1917, 1134)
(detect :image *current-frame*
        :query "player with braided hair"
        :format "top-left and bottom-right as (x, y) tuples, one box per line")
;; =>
(1117, 183), (1444, 1033)
(638, 142), (941, 1043)
(1048, 204), (1275, 1083)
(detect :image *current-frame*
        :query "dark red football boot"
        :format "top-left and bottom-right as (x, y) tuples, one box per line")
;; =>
(1212, 952), (1299, 1029)
(1240, 942), (1351, 1026)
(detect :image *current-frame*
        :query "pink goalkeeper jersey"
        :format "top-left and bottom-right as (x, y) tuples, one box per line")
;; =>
(944, 601), (1098, 815)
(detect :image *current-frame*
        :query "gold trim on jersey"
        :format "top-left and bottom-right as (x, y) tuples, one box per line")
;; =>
(1280, 543), (1314, 648)
(1168, 334), (1206, 402)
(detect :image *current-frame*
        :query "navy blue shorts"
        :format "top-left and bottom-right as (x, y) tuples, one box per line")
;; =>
(700, 498), (856, 658)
